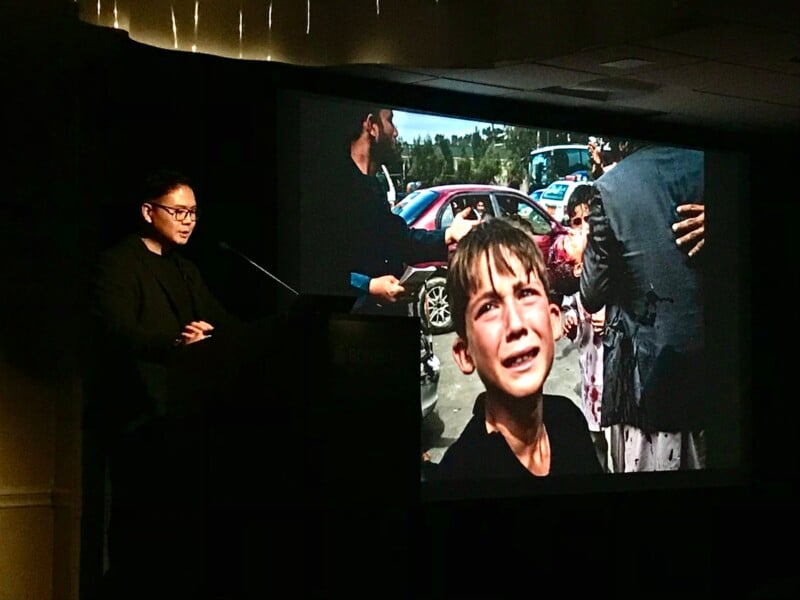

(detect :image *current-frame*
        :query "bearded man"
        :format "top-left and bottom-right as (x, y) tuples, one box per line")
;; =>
(327, 106), (477, 310)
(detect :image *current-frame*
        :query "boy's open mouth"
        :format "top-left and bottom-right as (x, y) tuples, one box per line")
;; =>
(502, 348), (538, 368)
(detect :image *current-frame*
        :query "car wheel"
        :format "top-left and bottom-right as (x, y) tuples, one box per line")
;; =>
(419, 276), (453, 334)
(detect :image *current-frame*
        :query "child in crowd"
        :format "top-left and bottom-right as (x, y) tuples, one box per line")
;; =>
(435, 217), (601, 480)
(548, 186), (611, 472)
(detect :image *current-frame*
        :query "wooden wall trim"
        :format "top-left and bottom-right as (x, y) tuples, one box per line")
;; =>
(0, 488), (79, 509)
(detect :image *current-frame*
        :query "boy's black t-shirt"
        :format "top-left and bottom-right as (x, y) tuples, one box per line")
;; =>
(435, 393), (603, 480)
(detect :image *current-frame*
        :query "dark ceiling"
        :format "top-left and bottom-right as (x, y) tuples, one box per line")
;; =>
(326, 1), (800, 137)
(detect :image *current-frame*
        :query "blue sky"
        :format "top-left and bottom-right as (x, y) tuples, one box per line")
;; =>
(393, 110), (498, 143)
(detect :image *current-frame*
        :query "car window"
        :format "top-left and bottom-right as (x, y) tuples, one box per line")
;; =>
(392, 189), (439, 225)
(565, 149), (590, 173)
(439, 202), (455, 229)
(438, 193), (491, 228)
(495, 193), (554, 235)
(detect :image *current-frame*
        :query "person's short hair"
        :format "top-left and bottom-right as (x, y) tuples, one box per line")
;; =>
(447, 217), (552, 339)
(139, 169), (193, 205)
(344, 105), (387, 144)
(566, 184), (595, 218)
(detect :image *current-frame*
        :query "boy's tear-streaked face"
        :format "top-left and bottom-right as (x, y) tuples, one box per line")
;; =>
(456, 250), (561, 400)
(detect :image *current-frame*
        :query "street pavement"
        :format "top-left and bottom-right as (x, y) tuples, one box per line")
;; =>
(421, 332), (582, 463)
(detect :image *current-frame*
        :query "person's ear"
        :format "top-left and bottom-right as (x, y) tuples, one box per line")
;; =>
(141, 203), (153, 224)
(573, 262), (583, 277)
(366, 113), (380, 140)
(452, 335), (475, 375)
(550, 302), (563, 341)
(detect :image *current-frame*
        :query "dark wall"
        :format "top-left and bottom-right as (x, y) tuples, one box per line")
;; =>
(2, 6), (796, 597)
(2, 16), (287, 381)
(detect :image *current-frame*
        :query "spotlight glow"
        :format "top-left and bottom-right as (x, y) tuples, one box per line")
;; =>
(170, 5), (178, 49)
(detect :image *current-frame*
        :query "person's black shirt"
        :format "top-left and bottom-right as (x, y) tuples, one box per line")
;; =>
(436, 393), (603, 480)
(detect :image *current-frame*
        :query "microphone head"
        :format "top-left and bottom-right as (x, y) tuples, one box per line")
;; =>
(218, 241), (230, 251)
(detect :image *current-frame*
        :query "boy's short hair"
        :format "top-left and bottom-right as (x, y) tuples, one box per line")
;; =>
(447, 217), (553, 339)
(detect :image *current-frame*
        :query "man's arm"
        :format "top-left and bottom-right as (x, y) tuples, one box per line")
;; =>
(579, 190), (615, 314)
(398, 207), (479, 266)
(351, 272), (405, 303)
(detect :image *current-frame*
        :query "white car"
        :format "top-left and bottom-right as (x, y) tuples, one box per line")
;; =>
(537, 180), (594, 224)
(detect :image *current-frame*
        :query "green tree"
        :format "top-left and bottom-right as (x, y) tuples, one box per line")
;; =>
(472, 143), (502, 184)
(435, 135), (455, 185)
(455, 158), (473, 182)
(470, 130), (487, 163)
(504, 126), (540, 187)
(406, 137), (444, 188)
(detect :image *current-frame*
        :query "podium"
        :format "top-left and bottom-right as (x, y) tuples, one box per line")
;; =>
(165, 294), (420, 504)
(91, 294), (421, 595)
(163, 295), (420, 593)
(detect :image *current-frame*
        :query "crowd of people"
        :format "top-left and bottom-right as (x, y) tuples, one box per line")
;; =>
(434, 134), (708, 478)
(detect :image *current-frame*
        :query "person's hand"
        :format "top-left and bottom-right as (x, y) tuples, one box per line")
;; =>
(566, 227), (588, 259)
(180, 320), (214, 345)
(562, 312), (578, 341)
(588, 142), (604, 179)
(673, 203), (705, 257)
(369, 275), (405, 303)
(590, 306), (606, 334)
(445, 207), (480, 244)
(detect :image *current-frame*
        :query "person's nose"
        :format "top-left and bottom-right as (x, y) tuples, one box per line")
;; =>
(504, 298), (527, 340)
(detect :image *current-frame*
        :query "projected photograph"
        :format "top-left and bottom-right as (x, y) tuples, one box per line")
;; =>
(285, 90), (741, 497)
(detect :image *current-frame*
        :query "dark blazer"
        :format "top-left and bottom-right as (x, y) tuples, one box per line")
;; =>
(86, 234), (237, 434)
(580, 146), (706, 431)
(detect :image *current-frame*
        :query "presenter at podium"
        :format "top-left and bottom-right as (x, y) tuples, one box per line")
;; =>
(84, 168), (246, 596)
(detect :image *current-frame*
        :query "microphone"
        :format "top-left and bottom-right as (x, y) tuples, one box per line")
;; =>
(218, 241), (299, 296)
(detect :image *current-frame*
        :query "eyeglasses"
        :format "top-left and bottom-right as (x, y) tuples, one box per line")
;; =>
(149, 202), (200, 222)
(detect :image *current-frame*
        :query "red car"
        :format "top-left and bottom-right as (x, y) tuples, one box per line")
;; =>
(392, 184), (567, 334)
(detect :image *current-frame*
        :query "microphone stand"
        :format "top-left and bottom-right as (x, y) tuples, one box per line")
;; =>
(218, 242), (299, 296)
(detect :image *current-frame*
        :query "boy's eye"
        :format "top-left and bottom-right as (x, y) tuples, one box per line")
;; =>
(518, 286), (539, 299)
(475, 301), (497, 318)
